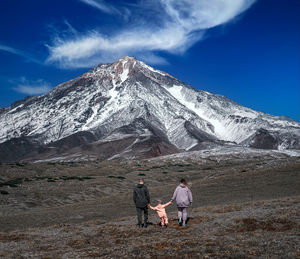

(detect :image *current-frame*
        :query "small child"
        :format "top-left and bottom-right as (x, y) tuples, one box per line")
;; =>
(149, 200), (172, 227)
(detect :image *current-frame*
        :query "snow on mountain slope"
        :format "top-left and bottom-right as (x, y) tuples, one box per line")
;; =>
(162, 83), (300, 144)
(0, 56), (299, 163)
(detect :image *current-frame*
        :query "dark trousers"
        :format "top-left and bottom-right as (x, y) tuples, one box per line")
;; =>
(136, 206), (148, 225)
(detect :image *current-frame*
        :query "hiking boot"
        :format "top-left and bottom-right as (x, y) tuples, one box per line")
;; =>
(165, 224), (168, 228)
(139, 224), (143, 228)
(143, 223), (148, 228)
(178, 219), (182, 226)
(182, 223), (186, 227)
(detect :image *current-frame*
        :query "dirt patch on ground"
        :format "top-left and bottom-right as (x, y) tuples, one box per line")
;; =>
(235, 217), (299, 232)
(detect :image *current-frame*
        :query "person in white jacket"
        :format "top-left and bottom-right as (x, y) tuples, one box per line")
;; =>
(171, 179), (193, 226)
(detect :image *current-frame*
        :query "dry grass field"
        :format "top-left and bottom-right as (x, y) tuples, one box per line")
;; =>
(0, 152), (299, 258)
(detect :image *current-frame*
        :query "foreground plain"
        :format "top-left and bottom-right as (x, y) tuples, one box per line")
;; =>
(0, 150), (299, 258)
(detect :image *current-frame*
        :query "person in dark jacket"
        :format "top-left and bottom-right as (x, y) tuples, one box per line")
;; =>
(133, 178), (150, 228)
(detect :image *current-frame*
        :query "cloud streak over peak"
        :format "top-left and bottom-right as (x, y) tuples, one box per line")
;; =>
(12, 78), (52, 96)
(79, 0), (120, 14)
(0, 44), (41, 64)
(47, 0), (256, 68)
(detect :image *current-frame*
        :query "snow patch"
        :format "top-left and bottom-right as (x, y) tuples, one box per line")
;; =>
(149, 146), (300, 162)
(140, 62), (166, 76)
(120, 68), (129, 83)
(186, 142), (198, 151)
(164, 84), (227, 139)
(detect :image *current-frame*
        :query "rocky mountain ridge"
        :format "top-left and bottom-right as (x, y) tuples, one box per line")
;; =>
(0, 56), (299, 162)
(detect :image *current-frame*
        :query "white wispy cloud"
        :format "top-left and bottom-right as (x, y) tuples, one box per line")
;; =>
(47, 0), (256, 68)
(0, 44), (21, 55)
(12, 78), (52, 95)
(0, 44), (41, 64)
(79, 0), (120, 14)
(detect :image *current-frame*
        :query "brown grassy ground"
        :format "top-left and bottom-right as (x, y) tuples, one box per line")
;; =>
(0, 196), (299, 258)
(0, 154), (299, 258)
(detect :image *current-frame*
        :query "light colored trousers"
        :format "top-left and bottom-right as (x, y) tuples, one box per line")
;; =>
(177, 207), (188, 221)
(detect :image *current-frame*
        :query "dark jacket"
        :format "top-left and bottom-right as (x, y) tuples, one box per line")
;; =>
(133, 184), (150, 208)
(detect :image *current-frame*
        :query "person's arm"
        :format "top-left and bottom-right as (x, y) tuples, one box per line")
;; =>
(145, 186), (150, 204)
(162, 201), (172, 208)
(187, 188), (193, 204)
(149, 205), (156, 210)
(171, 187), (178, 202)
(133, 189), (136, 205)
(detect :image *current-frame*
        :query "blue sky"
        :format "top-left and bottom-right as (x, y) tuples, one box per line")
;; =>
(0, 0), (299, 121)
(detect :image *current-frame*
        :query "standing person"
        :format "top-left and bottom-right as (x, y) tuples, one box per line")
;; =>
(171, 179), (193, 227)
(133, 178), (150, 228)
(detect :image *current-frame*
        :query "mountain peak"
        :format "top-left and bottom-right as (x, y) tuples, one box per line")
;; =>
(119, 56), (136, 62)
(1, 56), (299, 163)
(113, 55), (137, 67)
(84, 56), (138, 83)
(108, 56), (138, 83)
(112, 56), (137, 67)
(86, 55), (168, 83)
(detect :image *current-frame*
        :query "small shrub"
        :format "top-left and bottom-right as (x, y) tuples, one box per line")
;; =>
(34, 177), (47, 180)
(241, 169), (247, 172)
(138, 173), (146, 176)
(107, 176), (126, 180)
(0, 190), (9, 195)
(24, 178), (32, 182)
(151, 165), (162, 169)
(60, 176), (78, 180)
(177, 169), (184, 172)
(47, 162), (55, 165)
(162, 171), (168, 174)
(60, 176), (94, 181)
(47, 179), (56, 182)
(0, 178), (23, 187)
(81, 176), (94, 180)
(174, 163), (191, 167)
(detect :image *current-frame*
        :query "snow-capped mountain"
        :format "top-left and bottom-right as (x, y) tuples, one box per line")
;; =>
(0, 56), (299, 162)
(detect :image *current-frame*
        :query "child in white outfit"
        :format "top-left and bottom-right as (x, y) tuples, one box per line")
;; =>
(149, 200), (172, 227)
